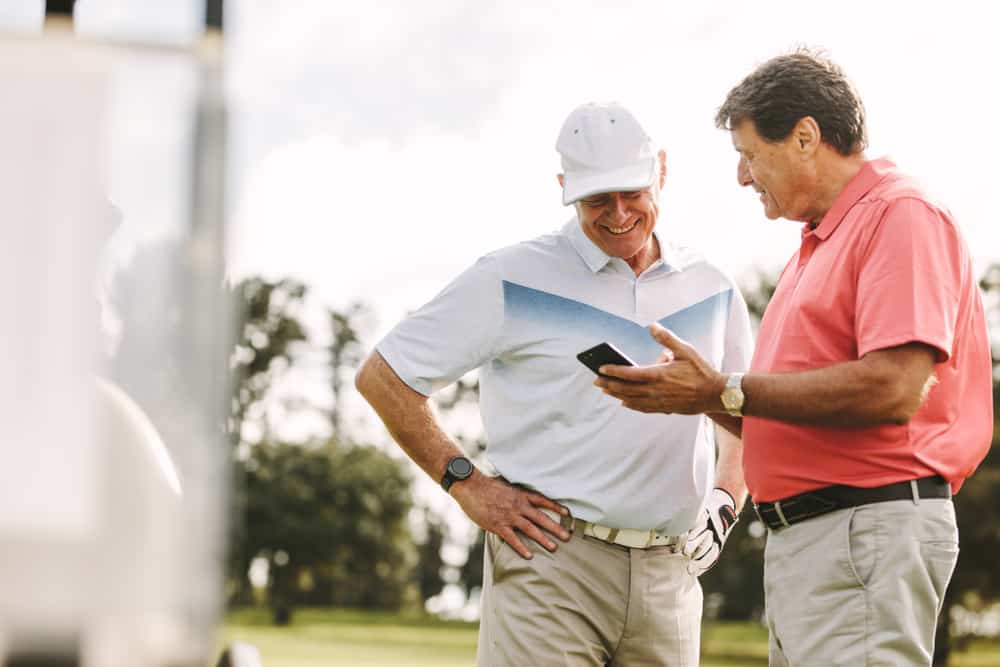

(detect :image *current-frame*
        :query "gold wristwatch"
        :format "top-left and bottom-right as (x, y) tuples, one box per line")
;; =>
(720, 372), (745, 417)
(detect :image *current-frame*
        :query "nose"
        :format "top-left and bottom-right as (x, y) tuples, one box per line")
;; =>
(737, 156), (753, 187)
(610, 193), (629, 218)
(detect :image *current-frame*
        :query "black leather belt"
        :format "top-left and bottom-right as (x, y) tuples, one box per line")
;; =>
(754, 476), (951, 531)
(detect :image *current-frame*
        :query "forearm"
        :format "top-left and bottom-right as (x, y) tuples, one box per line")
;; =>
(714, 425), (747, 511)
(741, 347), (933, 427)
(355, 351), (465, 484)
(709, 413), (742, 439)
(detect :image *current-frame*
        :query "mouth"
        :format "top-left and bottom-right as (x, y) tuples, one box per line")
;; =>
(602, 220), (639, 235)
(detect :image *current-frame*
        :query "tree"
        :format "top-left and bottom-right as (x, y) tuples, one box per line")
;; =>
(458, 529), (485, 596)
(229, 277), (309, 446)
(224, 279), (450, 619)
(328, 302), (369, 439)
(233, 439), (418, 623)
(225, 277), (311, 605)
(413, 506), (448, 603)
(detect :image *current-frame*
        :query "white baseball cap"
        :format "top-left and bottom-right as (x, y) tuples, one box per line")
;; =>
(555, 102), (657, 206)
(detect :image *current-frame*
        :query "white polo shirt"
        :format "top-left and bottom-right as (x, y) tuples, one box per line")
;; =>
(377, 219), (753, 535)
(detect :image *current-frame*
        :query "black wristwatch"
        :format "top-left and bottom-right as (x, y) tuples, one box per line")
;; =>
(441, 456), (474, 492)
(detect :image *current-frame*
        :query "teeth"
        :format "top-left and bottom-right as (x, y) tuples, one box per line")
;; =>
(605, 223), (636, 235)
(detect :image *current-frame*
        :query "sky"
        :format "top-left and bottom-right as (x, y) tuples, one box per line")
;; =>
(3, 0), (995, 336)
(220, 0), (1000, 343)
(3, 0), (998, 604)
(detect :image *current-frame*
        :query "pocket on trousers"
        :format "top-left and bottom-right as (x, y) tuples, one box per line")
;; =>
(845, 506), (879, 589)
(487, 532), (508, 582)
(920, 540), (959, 606)
(488, 532), (525, 582)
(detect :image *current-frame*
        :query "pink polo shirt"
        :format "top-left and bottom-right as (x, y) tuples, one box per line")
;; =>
(743, 158), (993, 502)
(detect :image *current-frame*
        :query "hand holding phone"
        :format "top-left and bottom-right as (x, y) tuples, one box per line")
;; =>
(576, 342), (636, 378)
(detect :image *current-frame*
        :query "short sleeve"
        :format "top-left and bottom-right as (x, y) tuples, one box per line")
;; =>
(722, 286), (754, 374)
(855, 198), (962, 362)
(376, 254), (505, 396)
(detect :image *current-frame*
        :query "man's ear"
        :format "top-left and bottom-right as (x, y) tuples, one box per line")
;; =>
(557, 173), (565, 188)
(657, 150), (667, 189)
(793, 117), (821, 155)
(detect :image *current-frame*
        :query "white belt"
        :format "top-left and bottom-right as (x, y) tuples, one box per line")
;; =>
(541, 508), (685, 550)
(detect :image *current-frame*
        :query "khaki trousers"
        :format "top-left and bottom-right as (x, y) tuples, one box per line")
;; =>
(476, 528), (702, 666)
(764, 498), (959, 667)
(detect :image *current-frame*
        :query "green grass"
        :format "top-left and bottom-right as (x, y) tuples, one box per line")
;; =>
(221, 608), (477, 667)
(221, 608), (1000, 667)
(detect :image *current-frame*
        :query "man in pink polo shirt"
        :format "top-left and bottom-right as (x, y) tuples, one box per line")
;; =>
(596, 49), (993, 666)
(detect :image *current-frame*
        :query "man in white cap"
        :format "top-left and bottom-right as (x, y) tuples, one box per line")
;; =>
(356, 102), (754, 666)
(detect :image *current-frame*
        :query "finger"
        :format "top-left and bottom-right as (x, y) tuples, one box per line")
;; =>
(683, 531), (714, 559)
(682, 522), (712, 554)
(597, 378), (656, 398)
(655, 350), (674, 363)
(498, 527), (533, 560)
(525, 507), (571, 541)
(692, 544), (719, 564)
(685, 523), (711, 543)
(596, 363), (660, 382)
(649, 323), (690, 358)
(526, 492), (569, 517)
(514, 517), (558, 552)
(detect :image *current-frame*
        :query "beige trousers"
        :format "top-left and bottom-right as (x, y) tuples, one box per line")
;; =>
(764, 498), (959, 667)
(476, 528), (702, 666)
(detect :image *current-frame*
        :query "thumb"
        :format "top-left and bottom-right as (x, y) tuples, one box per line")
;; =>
(649, 323), (689, 358)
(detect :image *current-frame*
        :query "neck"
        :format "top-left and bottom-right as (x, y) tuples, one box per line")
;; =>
(804, 152), (868, 225)
(624, 235), (661, 276)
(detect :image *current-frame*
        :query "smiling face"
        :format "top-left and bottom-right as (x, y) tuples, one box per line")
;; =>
(561, 149), (666, 274)
(577, 187), (660, 261)
(731, 119), (818, 223)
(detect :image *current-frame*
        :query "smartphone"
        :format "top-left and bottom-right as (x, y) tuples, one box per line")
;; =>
(576, 342), (637, 377)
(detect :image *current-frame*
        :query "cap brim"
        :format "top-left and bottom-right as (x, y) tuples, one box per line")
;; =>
(561, 160), (657, 206)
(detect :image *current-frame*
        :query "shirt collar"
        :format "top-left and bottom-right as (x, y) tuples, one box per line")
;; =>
(564, 217), (678, 274)
(810, 158), (896, 241)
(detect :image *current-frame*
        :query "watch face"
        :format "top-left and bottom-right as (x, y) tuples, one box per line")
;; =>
(449, 457), (473, 478)
(721, 388), (741, 410)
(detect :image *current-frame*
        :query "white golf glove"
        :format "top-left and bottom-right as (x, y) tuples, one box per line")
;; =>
(683, 488), (738, 577)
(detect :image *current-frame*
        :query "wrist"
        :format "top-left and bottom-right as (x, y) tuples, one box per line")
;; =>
(705, 371), (728, 412)
(441, 455), (475, 493)
(448, 467), (482, 502)
(718, 372), (746, 417)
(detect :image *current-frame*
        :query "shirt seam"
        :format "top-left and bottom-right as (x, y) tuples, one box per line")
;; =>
(856, 333), (951, 362)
